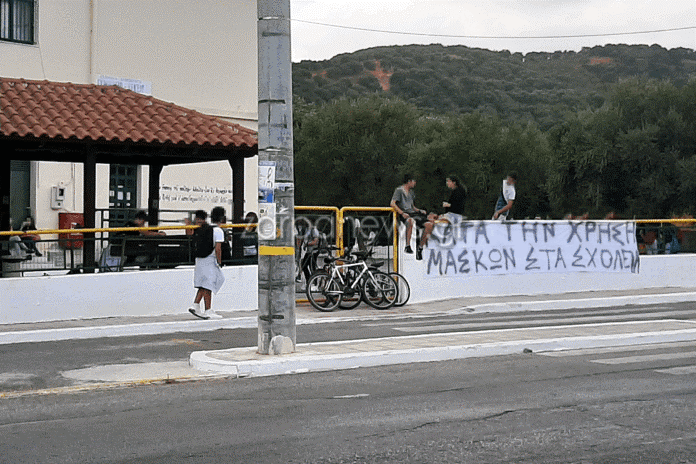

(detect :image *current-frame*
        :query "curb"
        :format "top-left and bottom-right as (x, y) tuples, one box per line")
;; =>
(448, 292), (696, 314)
(0, 317), (258, 345)
(190, 326), (696, 378)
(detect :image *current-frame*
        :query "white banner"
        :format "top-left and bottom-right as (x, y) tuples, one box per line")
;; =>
(423, 221), (639, 277)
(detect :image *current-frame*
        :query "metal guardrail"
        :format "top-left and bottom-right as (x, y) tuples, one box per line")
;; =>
(2, 215), (694, 277)
(0, 223), (258, 277)
(634, 218), (696, 255)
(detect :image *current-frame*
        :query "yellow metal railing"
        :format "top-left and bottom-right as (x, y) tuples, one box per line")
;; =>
(0, 223), (254, 237)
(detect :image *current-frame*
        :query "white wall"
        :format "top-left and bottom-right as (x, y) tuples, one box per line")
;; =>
(0, 0), (92, 82)
(1, 254), (694, 324)
(0, 265), (257, 324)
(399, 254), (694, 304)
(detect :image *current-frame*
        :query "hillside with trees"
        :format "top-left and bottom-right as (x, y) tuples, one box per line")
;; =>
(293, 44), (696, 130)
(292, 45), (696, 220)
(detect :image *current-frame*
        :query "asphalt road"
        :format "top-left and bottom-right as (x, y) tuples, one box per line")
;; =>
(2, 338), (696, 463)
(1, 302), (696, 393)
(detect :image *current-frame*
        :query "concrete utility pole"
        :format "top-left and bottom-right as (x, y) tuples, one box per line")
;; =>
(257, 0), (296, 354)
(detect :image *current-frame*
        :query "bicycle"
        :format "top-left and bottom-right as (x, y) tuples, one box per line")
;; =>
(306, 250), (399, 312)
(334, 250), (410, 309)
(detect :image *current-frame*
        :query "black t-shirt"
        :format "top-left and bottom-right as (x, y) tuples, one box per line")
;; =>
(446, 187), (466, 215)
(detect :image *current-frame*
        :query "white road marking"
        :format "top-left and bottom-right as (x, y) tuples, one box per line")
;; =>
(390, 312), (696, 333)
(655, 365), (696, 375)
(591, 351), (696, 365)
(539, 341), (696, 357)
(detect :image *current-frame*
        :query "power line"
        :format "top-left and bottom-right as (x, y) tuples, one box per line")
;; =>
(292, 19), (696, 40)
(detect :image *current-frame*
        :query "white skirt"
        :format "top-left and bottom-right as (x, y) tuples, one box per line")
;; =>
(193, 253), (225, 293)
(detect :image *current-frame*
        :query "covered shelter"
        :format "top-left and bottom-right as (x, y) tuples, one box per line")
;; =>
(1, 77), (257, 271)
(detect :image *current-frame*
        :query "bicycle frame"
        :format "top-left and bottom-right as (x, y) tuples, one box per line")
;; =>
(326, 259), (376, 294)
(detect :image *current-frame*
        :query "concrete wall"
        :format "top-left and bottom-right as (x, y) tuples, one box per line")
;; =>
(399, 254), (694, 304)
(0, 266), (257, 324)
(1, 254), (694, 324)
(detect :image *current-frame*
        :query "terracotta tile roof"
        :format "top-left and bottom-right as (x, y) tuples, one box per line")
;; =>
(0, 77), (257, 149)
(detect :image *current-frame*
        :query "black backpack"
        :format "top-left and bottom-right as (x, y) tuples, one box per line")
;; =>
(193, 224), (215, 258)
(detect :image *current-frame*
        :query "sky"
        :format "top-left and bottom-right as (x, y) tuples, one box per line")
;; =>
(290, 0), (696, 62)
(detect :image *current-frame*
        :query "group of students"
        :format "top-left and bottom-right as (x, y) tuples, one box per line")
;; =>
(390, 172), (517, 260)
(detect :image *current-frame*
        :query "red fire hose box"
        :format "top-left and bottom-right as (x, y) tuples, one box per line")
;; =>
(59, 212), (84, 249)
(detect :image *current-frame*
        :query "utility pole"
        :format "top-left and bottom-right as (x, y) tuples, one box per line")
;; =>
(257, 0), (296, 355)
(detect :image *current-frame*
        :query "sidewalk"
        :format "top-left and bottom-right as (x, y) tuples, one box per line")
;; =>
(2, 288), (696, 368)
(188, 286), (696, 377)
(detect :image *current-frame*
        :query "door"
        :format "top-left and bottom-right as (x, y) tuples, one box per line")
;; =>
(108, 164), (138, 226)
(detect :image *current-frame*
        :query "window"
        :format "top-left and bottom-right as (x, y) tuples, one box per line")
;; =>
(1, 0), (35, 44)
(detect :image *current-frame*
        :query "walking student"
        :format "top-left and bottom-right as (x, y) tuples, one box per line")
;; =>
(186, 208), (226, 320)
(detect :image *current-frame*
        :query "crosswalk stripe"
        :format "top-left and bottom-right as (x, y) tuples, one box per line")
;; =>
(591, 351), (696, 365)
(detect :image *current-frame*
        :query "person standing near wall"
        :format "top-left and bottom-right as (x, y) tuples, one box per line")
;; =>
(186, 208), (226, 320)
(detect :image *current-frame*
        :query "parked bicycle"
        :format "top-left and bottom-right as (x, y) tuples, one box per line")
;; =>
(306, 249), (399, 312)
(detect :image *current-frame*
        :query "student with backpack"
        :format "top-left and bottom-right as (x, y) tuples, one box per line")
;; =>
(185, 208), (226, 319)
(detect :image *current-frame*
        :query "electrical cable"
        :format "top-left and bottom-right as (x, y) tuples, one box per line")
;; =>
(292, 20), (696, 41)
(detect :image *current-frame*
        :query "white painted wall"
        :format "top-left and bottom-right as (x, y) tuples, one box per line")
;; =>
(399, 253), (693, 304)
(0, 265), (257, 324)
(1, 254), (694, 324)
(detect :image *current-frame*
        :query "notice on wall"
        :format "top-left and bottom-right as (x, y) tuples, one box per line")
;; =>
(159, 184), (233, 206)
(423, 221), (639, 277)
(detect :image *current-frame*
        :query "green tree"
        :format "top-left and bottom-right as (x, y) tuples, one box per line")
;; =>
(403, 114), (550, 219)
(293, 96), (420, 207)
(546, 78), (696, 218)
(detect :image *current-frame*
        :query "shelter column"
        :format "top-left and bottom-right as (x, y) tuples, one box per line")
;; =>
(0, 157), (10, 232)
(230, 156), (245, 223)
(83, 150), (96, 273)
(148, 164), (163, 226)
(257, 0), (296, 354)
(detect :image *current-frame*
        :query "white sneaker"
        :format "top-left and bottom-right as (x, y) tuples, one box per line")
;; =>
(188, 304), (209, 320)
(204, 309), (223, 319)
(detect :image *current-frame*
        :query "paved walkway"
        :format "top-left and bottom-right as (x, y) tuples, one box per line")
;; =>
(191, 319), (696, 377)
(3, 287), (696, 379)
(189, 287), (696, 377)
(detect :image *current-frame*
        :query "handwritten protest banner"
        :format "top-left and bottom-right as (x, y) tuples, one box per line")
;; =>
(424, 221), (639, 277)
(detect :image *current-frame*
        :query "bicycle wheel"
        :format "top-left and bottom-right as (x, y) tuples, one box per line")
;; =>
(361, 270), (398, 310)
(306, 272), (342, 312)
(389, 272), (411, 307)
(338, 269), (362, 309)
(338, 289), (362, 309)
